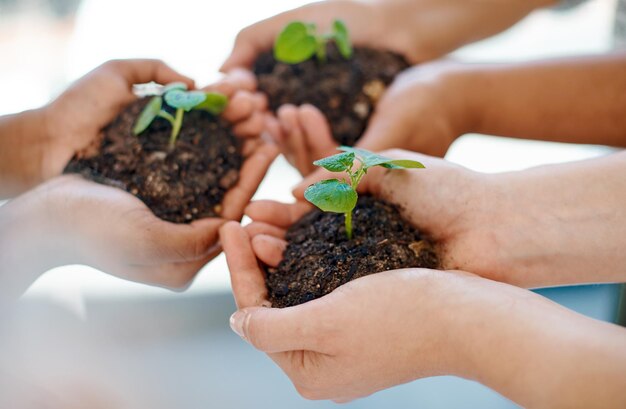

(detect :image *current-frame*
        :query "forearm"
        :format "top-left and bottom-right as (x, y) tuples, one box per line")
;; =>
(0, 108), (51, 198)
(455, 276), (626, 409)
(482, 151), (626, 287)
(375, 0), (555, 61)
(0, 184), (69, 303)
(454, 53), (626, 145)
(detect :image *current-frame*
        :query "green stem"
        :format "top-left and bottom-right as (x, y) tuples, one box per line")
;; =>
(315, 37), (327, 63)
(344, 210), (353, 240)
(168, 108), (184, 149)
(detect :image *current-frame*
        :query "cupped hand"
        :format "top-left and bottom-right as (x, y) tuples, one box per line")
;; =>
(252, 149), (497, 282)
(15, 137), (276, 290)
(267, 62), (471, 174)
(43, 60), (269, 181)
(221, 218), (626, 407)
(220, 221), (480, 402)
(221, 0), (544, 72)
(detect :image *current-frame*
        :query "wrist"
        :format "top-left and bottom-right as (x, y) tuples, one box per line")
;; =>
(0, 181), (71, 299)
(436, 65), (481, 139)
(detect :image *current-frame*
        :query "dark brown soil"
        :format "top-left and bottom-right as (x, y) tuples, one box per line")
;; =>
(266, 196), (439, 308)
(63, 98), (243, 223)
(253, 43), (409, 146)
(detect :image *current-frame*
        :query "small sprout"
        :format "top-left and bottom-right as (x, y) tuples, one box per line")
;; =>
(132, 82), (228, 149)
(304, 147), (424, 240)
(274, 19), (353, 64)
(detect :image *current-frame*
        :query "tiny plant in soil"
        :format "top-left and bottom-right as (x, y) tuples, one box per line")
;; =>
(274, 19), (353, 64)
(132, 82), (228, 149)
(304, 147), (424, 240)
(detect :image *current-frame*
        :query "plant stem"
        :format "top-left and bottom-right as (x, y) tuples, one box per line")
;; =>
(315, 37), (327, 63)
(169, 108), (184, 149)
(345, 210), (353, 240)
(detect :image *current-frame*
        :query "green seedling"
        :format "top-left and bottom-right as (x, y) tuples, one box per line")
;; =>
(304, 147), (424, 240)
(132, 82), (228, 149)
(274, 19), (353, 64)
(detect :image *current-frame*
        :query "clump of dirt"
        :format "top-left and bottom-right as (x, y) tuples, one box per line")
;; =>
(266, 196), (438, 307)
(254, 43), (409, 146)
(64, 97), (243, 223)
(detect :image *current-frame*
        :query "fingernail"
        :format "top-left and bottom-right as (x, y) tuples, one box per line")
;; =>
(230, 311), (246, 339)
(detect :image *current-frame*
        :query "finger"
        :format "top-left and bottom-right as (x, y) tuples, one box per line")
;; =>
(220, 221), (269, 308)
(245, 221), (287, 240)
(264, 114), (283, 144)
(220, 21), (276, 72)
(233, 111), (266, 138)
(143, 217), (224, 263)
(298, 104), (338, 161)
(354, 106), (404, 153)
(203, 68), (257, 96)
(252, 92), (268, 111)
(222, 91), (254, 123)
(278, 105), (310, 175)
(245, 200), (312, 228)
(221, 143), (279, 220)
(291, 167), (338, 200)
(229, 305), (325, 353)
(241, 137), (263, 157)
(132, 247), (219, 291)
(106, 59), (194, 89)
(251, 235), (286, 267)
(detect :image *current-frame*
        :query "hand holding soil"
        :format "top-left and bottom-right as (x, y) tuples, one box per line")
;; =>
(1, 174), (233, 298)
(267, 61), (470, 175)
(223, 220), (626, 406)
(63, 66), (275, 223)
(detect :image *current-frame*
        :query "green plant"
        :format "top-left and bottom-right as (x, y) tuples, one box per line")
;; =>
(304, 147), (424, 240)
(132, 82), (228, 149)
(274, 19), (353, 64)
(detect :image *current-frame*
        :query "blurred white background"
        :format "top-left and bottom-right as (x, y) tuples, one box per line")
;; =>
(0, 1), (622, 408)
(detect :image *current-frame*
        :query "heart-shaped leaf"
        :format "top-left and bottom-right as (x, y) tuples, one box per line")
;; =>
(133, 96), (162, 135)
(313, 151), (355, 172)
(304, 179), (357, 214)
(194, 92), (228, 115)
(332, 19), (353, 59)
(164, 89), (206, 111)
(274, 21), (317, 64)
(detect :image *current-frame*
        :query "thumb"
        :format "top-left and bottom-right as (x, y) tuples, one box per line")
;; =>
(229, 305), (322, 353)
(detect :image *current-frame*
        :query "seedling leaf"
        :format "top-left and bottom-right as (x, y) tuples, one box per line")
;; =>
(380, 159), (425, 169)
(274, 21), (317, 64)
(337, 146), (424, 169)
(194, 92), (228, 115)
(162, 82), (188, 93)
(133, 96), (162, 135)
(164, 90), (207, 111)
(332, 19), (353, 59)
(304, 179), (357, 214)
(313, 151), (355, 172)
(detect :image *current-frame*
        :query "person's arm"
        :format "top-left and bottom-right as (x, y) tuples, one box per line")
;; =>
(221, 0), (556, 71)
(220, 221), (626, 407)
(455, 53), (626, 146)
(0, 109), (51, 198)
